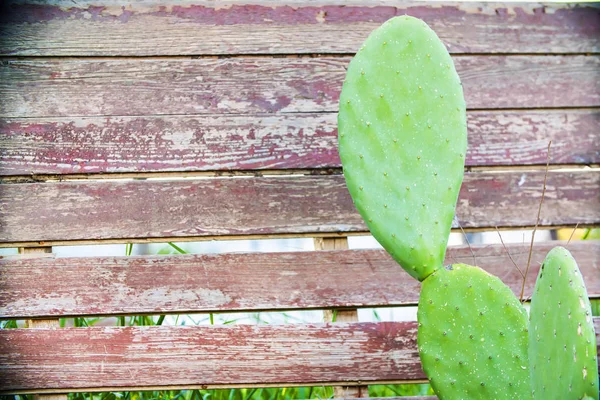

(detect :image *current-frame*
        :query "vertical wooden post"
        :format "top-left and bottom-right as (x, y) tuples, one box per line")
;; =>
(314, 237), (368, 399)
(19, 246), (68, 400)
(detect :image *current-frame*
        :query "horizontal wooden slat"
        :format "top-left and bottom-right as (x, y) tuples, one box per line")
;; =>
(1, 109), (598, 176)
(0, 322), (421, 392)
(1, 241), (599, 318)
(1, 56), (598, 119)
(1, 319), (599, 393)
(0, 170), (598, 245)
(1, 2), (598, 56)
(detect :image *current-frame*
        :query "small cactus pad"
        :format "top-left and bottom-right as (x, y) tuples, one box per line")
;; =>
(529, 246), (599, 400)
(338, 16), (467, 281)
(418, 264), (531, 399)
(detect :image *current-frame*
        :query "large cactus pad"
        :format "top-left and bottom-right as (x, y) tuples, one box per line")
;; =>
(529, 246), (599, 399)
(338, 16), (467, 281)
(418, 264), (531, 399)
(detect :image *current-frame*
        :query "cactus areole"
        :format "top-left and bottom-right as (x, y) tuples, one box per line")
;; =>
(338, 15), (467, 282)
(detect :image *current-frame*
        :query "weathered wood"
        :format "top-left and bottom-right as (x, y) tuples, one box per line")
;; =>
(1, 319), (599, 393)
(1, 56), (598, 119)
(2, 241), (598, 318)
(18, 247), (60, 328)
(315, 236), (355, 324)
(1, 109), (597, 176)
(0, 170), (598, 245)
(0, 2), (598, 56)
(0, 322), (420, 392)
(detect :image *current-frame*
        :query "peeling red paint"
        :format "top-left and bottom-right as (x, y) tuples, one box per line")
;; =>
(1, 110), (597, 175)
(2, 3), (599, 33)
(2, 56), (599, 119)
(0, 3), (598, 55)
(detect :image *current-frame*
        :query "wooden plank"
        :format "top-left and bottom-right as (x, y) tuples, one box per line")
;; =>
(315, 236), (355, 323)
(1, 109), (598, 176)
(1, 56), (598, 119)
(0, 322), (421, 392)
(0, 170), (598, 245)
(2, 241), (598, 318)
(18, 247), (58, 328)
(1, 319), (599, 393)
(0, 2), (598, 56)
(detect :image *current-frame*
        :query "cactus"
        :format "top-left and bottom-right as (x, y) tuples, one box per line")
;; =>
(529, 246), (599, 399)
(418, 264), (531, 399)
(338, 15), (467, 281)
(338, 15), (597, 400)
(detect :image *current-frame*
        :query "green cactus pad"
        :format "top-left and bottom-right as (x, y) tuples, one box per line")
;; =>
(529, 246), (599, 400)
(338, 16), (467, 281)
(418, 264), (531, 399)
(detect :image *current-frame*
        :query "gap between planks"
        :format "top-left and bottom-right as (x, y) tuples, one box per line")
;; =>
(0, 164), (598, 184)
(4, 380), (430, 396)
(2, 225), (598, 249)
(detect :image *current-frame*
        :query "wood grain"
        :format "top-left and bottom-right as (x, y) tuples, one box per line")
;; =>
(0, 322), (422, 392)
(1, 109), (597, 176)
(1, 241), (599, 319)
(18, 247), (59, 328)
(1, 56), (598, 119)
(0, 2), (598, 56)
(0, 171), (598, 245)
(1, 319), (599, 393)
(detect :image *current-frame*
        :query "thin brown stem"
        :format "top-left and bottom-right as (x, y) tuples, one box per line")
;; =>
(567, 223), (580, 246)
(457, 219), (477, 266)
(495, 226), (524, 278)
(520, 141), (551, 303)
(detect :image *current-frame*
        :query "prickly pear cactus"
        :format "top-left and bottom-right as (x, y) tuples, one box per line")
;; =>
(418, 264), (531, 399)
(529, 246), (599, 400)
(338, 15), (467, 281)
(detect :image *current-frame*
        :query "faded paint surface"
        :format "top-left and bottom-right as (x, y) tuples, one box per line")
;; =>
(1, 57), (598, 119)
(0, 171), (598, 244)
(0, 3), (598, 55)
(0, 241), (599, 318)
(0, 322), (422, 391)
(0, 110), (597, 175)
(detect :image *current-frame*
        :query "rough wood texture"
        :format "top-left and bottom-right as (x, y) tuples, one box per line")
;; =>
(1, 109), (597, 176)
(1, 56), (598, 119)
(18, 247), (59, 328)
(315, 237), (355, 324)
(0, 2), (598, 56)
(0, 322), (421, 392)
(0, 171), (598, 245)
(1, 319), (599, 393)
(2, 241), (598, 318)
